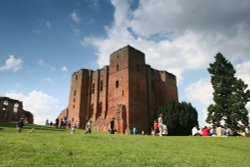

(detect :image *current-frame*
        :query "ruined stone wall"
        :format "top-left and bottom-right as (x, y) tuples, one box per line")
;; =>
(0, 97), (24, 122)
(57, 108), (68, 127)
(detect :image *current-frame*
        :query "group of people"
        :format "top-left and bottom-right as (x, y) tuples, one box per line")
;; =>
(74, 117), (116, 135)
(82, 114), (168, 136)
(192, 125), (250, 137)
(151, 113), (168, 136)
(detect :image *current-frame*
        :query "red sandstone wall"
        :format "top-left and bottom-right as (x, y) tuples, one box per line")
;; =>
(145, 66), (157, 125)
(155, 71), (178, 108)
(108, 46), (130, 133)
(67, 69), (91, 128)
(128, 47), (148, 132)
(90, 66), (109, 131)
(64, 45), (178, 134)
(0, 97), (24, 123)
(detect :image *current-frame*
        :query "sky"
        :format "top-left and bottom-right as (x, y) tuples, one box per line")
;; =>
(1, 0), (250, 126)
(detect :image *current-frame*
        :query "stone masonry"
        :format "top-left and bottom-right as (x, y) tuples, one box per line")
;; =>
(60, 45), (178, 133)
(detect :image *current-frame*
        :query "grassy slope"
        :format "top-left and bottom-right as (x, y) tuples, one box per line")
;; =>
(0, 123), (249, 167)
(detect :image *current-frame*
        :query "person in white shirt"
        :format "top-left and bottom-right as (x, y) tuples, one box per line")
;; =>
(192, 125), (201, 136)
(158, 113), (163, 136)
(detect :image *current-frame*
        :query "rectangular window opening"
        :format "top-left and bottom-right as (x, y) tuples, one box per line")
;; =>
(100, 80), (103, 91)
(116, 80), (119, 88)
(92, 83), (95, 94)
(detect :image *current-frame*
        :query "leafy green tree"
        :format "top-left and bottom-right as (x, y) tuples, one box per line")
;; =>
(157, 101), (198, 136)
(206, 53), (250, 130)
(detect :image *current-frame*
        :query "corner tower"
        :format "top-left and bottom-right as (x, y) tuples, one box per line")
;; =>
(108, 45), (148, 133)
(67, 69), (91, 129)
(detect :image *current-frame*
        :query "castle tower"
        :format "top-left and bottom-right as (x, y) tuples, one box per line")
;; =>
(67, 69), (91, 129)
(62, 45), (178, 134)
(108, 45), (148, 133)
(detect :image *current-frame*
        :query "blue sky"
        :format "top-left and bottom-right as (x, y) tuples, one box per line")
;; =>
(1, 0), (250, 126)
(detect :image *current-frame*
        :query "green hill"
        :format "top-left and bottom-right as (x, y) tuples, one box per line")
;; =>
(0, 123), (249, 167)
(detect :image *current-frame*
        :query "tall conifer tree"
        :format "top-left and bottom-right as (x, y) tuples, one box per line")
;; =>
(206, 53), (250, 130)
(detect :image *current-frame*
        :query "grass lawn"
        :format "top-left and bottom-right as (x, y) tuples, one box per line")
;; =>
(0, 123), (249, 167)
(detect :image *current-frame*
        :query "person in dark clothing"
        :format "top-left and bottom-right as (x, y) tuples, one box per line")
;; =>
(55, 118), (59, 128)
(110, 117), (115, 134)
(17, 118), (24, 132)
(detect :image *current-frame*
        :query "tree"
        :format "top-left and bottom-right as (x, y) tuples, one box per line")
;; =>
(157, 101), (198, 136)
(206, 53), (250, 130)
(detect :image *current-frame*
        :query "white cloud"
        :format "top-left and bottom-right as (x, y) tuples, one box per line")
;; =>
(185, 78), (213, 126)
(185, 79), (213, 106)
(61, 66), (68, 72)
(0, 55), (23, 72)
(5, 90), (60, 125)
(84, 0), (250, 84)
(83, 0), (250, 125)
(235, 61), (250, 122)
(70, 11), (80, 23)
(236, 60), (250, 87)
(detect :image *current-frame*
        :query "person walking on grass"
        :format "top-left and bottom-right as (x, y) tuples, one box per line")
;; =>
(84, 120), (92, 134)
(158, 113), (164, 136)
(153, 120), (158, 136)
(17, 118), (24, 132)
(71, 124), (76, 134)
(110, 117), (115, 134)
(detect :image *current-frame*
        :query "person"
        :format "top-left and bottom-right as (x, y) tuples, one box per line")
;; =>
(162, 124), (168, 136)
(71, 124), (76, 134)
(153, 120), (158, 135)
(17, 118), (24, 132)
(76, 121), (80, 129)
(158, 113), (164, 136)
(55, 118), (59, 128)
(245, 126), (249, 137)
(45, 118), (49, 126)
(110, 117), (115, 134)
(210, 127), (216, 136)
(192, 125), (201, 136)
(202, 126), (209, 136)
(84, 120), (92, 134)
(216, 126), (222, 137)
(132, 127), (136, 135)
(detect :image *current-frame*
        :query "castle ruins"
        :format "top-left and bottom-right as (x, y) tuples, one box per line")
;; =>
(58, 45), (178, 133)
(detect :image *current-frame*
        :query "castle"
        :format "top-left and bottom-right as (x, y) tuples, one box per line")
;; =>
(0, 96), (33, 124)
(58, 45), (178, 133)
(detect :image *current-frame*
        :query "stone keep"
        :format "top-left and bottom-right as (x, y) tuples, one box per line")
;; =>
(63, 45), (178, 133)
